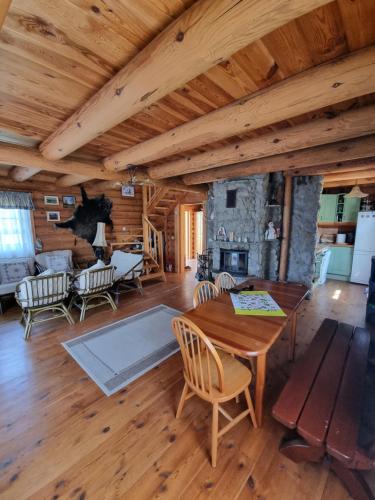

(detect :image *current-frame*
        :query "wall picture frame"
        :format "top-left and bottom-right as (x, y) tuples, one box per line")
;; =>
(121, 185), (135, 197)
(63, 195), (76, 208)
(46, 211), (60, 222)
(44, 195), (59, 205)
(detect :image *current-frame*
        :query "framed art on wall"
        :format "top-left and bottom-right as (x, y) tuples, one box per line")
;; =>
(46, 211), (60, 222)
(63, 195), (76, 208)
(122, 185), (135, 197)
(44, 195), (59, 205)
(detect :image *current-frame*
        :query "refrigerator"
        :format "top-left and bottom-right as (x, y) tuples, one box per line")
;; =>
(350, 211), (375, 285)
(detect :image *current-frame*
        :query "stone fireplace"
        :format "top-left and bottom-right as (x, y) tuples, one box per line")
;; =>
(206, 174), (282, 280)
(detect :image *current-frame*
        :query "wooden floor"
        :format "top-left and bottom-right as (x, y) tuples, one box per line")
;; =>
(0, 273), (373, 500)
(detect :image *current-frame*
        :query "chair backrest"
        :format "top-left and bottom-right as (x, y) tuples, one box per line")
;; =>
(16, 272), (71, 308)
(110, 250), (143, 280)
(76, 265), (115, 295)
(172, 316), (224, 397)
(215, 272), (236, 293)
(35, 250), (73, 273)
(193, 281), (218, 308)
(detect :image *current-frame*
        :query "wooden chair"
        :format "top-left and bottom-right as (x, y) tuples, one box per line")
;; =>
(215, 272), (236, 293)
(172, 316), (257, 467)
(193, 280), (218, 308)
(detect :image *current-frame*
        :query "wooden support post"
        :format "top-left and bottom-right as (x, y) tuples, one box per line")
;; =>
(279, 175), (292, 282)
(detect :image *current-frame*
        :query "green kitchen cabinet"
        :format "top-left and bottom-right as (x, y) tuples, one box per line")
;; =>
(318, 194), (338, 222)
(327, 246), (354, 281)
(342, 197), (361, 222)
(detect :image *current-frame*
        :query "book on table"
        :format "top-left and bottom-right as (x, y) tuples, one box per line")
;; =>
(230, 291), (286, 316)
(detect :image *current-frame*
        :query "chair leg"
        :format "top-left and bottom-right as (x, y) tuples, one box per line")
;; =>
(62, 304), (75, 325)
(211, 402), (219, 468)
(137, 278), (144, 296)
(176, 382), (189, 418)
(68, 294), (75, 312)
(244, 387), (258, 429)
(105, 292), (117, 311)
(24, 310), (32, 340)
(80, 298), (87, 322)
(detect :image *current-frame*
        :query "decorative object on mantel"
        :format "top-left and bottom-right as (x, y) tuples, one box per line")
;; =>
(345, 184), (369, 198)
(55, 187), (113, 245)
(44, 195), (59, 205)
(46, 211), (60, 222)
(228, 231), (234, 242)
(216, 226), (227, 241)
(92, 222), (107, 260)
(265, 221), (277, 240)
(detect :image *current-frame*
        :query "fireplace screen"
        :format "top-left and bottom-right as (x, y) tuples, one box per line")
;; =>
(220, 249), (248, 276)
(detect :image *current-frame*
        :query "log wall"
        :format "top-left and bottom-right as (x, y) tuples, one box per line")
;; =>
(0, 179), (142, 265)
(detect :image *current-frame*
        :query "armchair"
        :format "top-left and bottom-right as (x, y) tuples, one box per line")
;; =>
(15, 271), (74, 340)
(110, 250), (144, 303)
(70, 263), (117, 321)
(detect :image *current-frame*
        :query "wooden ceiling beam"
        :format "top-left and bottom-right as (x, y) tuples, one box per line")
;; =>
(0, 0), (11, 30)
(56, 174), (93, 187)
(0, 143), (128, 181)
(11, 166), (41, 182)
(323, 168), (375, 183)
(147, 105), (375, 179)
(182, 135), (375, 184)
(324, 178), (375, 188)
(39, 0), (332, 160)
(92, 179), (208, 195)
(105, 46), (375, 171)
(286, 158), (375, 176)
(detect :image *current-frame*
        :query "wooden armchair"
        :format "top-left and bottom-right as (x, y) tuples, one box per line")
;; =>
(70, 264), (117, 321)
(15, 271), (74, 340)
(172, 316), (257, 467)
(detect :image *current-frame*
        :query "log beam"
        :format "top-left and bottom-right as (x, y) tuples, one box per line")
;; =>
(324, 178), (375, 188)
(287, 158), (375, 176)
(56, 174), (93, 187)
(182, 135), (375, 184)
(11, 166), (41, 182)
(0, 143), (129, 182)
(105, 46), (375, 171)
(323, 168), (375, 183)
(0, 0), (11, 30)
(39, 0), (332, 160)
(279, 176), (292, 282)
(147, 106), (375, 179)
(92, 178), (208, 195)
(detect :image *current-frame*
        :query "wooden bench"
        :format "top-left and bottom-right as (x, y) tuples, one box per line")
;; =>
(272, 318), (375, 500)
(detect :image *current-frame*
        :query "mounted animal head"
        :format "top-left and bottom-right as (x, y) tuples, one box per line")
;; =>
(56, 187), (113, 244)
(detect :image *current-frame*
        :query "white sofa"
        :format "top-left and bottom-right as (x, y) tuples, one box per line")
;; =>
(0, 257), (35, 313)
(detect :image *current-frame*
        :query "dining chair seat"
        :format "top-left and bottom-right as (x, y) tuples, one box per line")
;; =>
(188, 348), (252, 403)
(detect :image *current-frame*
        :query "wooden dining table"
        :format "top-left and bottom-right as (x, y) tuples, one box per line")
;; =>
(183, 278), (309, 426)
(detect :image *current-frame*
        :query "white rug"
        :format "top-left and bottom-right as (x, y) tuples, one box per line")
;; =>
(62, 304), (181, 396)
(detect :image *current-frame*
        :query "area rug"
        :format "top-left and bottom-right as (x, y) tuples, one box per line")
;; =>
(62, 304), (181, 396)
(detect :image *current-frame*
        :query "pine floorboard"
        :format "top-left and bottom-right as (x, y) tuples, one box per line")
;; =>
(0, 272), (373, 499)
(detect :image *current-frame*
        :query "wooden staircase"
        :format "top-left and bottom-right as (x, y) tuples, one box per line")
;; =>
(144, 185), (186, 231)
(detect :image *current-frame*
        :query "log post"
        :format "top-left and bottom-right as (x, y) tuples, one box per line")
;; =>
(279, 175), (292, 282)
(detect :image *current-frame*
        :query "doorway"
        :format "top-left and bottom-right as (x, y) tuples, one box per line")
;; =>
(178, 204), (204, 273)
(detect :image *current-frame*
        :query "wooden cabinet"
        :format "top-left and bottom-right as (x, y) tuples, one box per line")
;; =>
(327, 246), (354, 281)
(318, 194), (360, 223)
(342, 197), (361, 222)
(318, 194), (337, 222)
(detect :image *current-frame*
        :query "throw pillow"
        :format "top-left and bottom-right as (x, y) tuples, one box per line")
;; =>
(0, 261), (31, 284)
(45, 254), (71, 273)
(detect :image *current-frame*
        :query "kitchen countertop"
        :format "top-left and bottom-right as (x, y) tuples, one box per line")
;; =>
(316, 243), (354, 254)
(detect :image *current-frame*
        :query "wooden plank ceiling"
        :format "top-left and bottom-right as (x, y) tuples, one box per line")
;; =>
(0, 0), (374, 188)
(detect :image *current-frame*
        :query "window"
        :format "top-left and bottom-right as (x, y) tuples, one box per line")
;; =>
(226, 189), (237, 208)
(0, 209), (34, 259)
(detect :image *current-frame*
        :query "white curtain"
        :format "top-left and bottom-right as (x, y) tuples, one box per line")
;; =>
(0, 208), (34, 259)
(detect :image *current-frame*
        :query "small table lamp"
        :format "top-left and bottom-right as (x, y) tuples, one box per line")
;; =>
(92, 222), (107, 260)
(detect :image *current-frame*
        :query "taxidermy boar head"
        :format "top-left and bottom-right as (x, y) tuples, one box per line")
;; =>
(56, 187), (113, 244)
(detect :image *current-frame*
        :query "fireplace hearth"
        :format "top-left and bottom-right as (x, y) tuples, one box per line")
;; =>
(220, 249), (248, 276)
